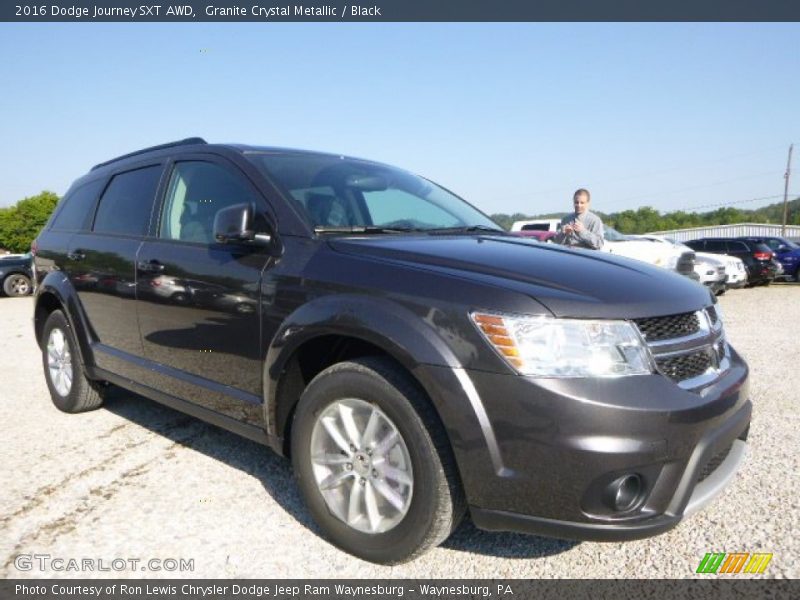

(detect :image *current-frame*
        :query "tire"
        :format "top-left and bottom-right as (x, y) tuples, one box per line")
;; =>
(41, 310), (105, 413)
(3, 273), (32, 296)
(290, 357), (465, 564)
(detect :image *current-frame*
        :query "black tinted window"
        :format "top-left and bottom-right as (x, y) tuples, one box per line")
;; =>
(159, 162), (262, 244)
(705, 240), (727, 252)
(51, 180), (105, 231)
(93, 166), (162, 236)
(726, 241), (748, 253)
(685, 240), (703, 251)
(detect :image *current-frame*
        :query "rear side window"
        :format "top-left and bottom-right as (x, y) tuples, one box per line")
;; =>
(726, 241), (748, 253)
(93, 166), (162, 236)
(685, 240), (704, 251)
(50, 180), (105, 231)
(705, 240), (727, 252)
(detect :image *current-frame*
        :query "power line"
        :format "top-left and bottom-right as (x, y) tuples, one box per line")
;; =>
(677, 193), (797, 212)
(602, 170), (783, 208)
(523, 143), (790, 202)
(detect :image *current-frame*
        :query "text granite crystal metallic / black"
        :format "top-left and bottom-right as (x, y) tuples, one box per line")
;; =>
(31, 138), (751, 564)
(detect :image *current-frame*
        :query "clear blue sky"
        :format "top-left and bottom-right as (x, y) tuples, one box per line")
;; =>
(1, 23), (798, 217)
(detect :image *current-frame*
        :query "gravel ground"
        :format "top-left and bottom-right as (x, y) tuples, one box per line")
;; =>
(1, 283), (798, 579)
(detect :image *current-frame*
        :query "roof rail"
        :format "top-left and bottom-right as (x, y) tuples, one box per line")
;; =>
(91, 137), (207, 171)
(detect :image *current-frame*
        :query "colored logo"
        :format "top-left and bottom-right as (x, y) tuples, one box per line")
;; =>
(696, 552), (773, 574)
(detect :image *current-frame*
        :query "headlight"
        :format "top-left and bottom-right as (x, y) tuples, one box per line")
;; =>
(471, 312), (654, 377)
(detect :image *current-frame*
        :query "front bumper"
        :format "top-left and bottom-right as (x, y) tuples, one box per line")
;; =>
(416, 348), (750, 541)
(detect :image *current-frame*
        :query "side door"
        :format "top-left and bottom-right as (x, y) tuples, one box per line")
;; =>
(135, 156), (275, 424)
(67, 164), (164, 374)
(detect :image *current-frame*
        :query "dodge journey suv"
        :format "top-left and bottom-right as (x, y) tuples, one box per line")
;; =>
(33, 138), (751, 564)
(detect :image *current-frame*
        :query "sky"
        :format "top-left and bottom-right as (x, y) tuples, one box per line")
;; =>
(1, 23), (798, 217)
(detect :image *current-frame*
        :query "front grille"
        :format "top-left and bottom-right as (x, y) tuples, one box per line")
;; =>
(634, 311), (700, 342)
(656, 351), (712, 381)
(698, 443), (733, 482)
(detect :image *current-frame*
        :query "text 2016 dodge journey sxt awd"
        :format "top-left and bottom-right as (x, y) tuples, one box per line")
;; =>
(33, 138), (750, 564)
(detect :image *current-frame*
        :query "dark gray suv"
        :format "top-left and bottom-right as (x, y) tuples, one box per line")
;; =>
(32, 138), (751, 563)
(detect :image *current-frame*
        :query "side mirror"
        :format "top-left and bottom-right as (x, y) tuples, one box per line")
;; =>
(213, 203), (274, 249)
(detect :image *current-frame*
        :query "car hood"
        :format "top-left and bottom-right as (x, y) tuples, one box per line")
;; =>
(328, 235), (710, 319)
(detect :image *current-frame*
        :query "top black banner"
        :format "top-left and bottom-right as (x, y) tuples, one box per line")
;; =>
(3, 0), (800, 22)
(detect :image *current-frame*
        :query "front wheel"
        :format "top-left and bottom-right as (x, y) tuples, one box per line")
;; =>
(41, 310), (105, 413)
(291, 357), (464, 564)
(3, 273), (32, 296)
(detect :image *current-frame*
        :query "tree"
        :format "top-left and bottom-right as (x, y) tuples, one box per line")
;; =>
(0, 191), (59, 253)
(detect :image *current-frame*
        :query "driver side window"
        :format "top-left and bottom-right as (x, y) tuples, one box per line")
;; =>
(160, 161), (260, 244)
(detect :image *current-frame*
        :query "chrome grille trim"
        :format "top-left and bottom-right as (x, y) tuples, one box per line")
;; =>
(634, 307), (729, 388)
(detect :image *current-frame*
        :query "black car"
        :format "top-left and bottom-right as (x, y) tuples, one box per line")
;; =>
(32, 139), (751, 564)
(0, 253), (34, 296)
(684, 237), (777, 286)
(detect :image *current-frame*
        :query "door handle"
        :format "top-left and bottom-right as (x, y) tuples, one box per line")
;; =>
(67, 250), (86, 261)
(137, 260), (165, 273)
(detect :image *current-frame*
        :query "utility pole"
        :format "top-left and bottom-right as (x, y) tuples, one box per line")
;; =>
(782, 143), (793, 236)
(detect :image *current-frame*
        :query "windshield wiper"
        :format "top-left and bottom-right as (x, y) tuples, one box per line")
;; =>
(314, 226), (418, 234)
(425, 225), (508, 235)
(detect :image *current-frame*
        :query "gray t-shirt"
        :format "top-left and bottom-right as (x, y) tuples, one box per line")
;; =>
(553, 211), (604, 249)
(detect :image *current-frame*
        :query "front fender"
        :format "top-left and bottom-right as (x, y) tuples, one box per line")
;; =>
(262, 294), (508, 486)
(264, 294), (464, 428)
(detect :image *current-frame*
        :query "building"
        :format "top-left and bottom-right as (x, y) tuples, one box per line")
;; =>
(648, 223), (800, 242)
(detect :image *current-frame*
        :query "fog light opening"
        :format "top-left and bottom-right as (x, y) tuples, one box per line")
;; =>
(606, 474), (643, 512)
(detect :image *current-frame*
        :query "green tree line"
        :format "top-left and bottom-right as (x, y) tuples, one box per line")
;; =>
(491, 197), (800, 233)
(0, 191), (59, 253)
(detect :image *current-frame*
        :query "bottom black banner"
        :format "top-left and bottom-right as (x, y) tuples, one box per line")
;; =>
(0, 579), (796, 600)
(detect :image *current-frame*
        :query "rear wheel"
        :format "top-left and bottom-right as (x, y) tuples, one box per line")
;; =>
(41, 310), (105, 413)
(291, 357), (464, 564)
(3, 273), (31, 296)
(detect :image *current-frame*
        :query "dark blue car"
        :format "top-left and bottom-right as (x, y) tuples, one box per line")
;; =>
(0, 252), (34, 296)
(739, 237), (800, 282)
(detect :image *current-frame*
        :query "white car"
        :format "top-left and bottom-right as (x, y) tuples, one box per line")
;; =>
(637, 234), (747, 289)
(602, 228), (693, 274)
(692, 254), (728, 295)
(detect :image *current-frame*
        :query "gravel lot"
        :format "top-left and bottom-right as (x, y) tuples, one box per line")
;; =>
(1, 283), (798, 579)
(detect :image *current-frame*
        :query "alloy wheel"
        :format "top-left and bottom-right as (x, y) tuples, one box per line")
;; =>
(309, 398), (413, 534)
(47, 328), (73, 397)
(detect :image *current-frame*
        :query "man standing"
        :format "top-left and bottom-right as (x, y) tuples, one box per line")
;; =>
(553, 188), (604, 249)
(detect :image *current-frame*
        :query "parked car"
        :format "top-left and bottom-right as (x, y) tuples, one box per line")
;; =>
(33, 138), (751, 564)
(684, 238), (777, 286)
(0, 252), (34, 296)
(603, 228), (697, 279)
(509, 230), (557, 243)
(738, 236), (800, 282)
(692, 255), (727, 296)
(510, 218), (561, 232)
(637, 234), (746, 290)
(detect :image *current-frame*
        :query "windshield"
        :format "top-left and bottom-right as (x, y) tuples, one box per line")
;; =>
(604, 226), (629, 242)
(773, 238), (800, 250)
(246, 153), (500, 232)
